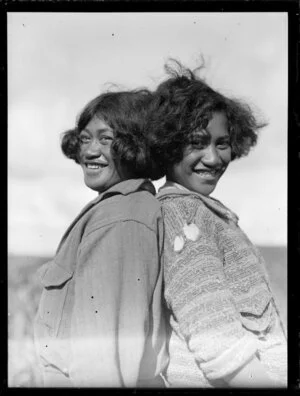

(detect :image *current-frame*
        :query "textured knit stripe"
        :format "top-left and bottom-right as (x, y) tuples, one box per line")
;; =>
(158, 191), (287, 387)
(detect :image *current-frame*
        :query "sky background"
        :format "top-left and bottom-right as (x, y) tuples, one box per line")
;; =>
(8, 12), (287, 256)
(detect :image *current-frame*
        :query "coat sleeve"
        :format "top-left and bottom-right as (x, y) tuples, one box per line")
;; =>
(68, 219), (163, 387)
(162, 200), (259, 381)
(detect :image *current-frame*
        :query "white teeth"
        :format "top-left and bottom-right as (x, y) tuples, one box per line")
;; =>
(193, 169), (221, 178)
(194, 170), (216, 175)
(87, 164), (102, 169)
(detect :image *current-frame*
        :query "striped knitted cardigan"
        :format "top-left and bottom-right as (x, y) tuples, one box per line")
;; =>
(157, 182), (287, 388)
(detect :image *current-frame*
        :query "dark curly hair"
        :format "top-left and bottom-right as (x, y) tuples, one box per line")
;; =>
(146, 59), (267, 179)
(61, 89), (162, 180)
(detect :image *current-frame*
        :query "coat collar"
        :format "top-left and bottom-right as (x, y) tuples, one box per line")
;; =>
(74, 178), (155, 219)
(157, 181), (239, 224)
(56, 178), (155, 253)
(95, 178), (155, 203)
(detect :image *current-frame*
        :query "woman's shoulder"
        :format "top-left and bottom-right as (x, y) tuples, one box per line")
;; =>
(159, 191), (238, 228)
(119, 189), (162, 225)
(160, 194), (208, 220)
(159, 195), (209, 237)
(88, 188), (162, 233)
(160, 193), (227, 246)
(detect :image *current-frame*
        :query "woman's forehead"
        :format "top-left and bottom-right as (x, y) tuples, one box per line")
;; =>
(82, 115), (112, 133)
(191, 112), (229, 136)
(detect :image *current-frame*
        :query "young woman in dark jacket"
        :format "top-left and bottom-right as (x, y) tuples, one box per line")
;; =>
(34, 89), (168, 387)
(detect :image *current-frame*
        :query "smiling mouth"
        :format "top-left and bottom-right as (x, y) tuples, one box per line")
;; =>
(85, 162), (108, 170)
(193, 168), (223, 179)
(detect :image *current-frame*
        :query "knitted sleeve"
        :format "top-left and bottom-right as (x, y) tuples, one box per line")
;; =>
(161, 197), (258, 381)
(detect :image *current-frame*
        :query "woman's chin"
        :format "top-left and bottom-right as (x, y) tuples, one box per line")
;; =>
(83, 174), (123, 194)
(83, 178), (106, 193)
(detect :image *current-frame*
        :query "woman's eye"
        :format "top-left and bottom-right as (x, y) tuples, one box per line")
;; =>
(79, 135), (90, 144)
(191, 143), (205, 149)
(99, 136), (113, 145)
(190, 138), (205, 148)
(189, 130), (208, 148)
(217, 141), (231, 149)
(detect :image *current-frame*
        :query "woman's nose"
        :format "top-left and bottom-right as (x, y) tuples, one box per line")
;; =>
(202, 145), (221, 166)
(84, 139), (102, 157)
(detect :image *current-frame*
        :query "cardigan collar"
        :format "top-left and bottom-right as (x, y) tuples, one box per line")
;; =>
(157, 181), (239, 224)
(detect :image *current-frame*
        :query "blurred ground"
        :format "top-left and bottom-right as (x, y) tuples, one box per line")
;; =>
(7, 246), (287, 387)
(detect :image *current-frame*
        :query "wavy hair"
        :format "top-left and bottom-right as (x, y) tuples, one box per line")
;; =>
(146, 59), (267, 179)
(61, 89), (162, 180)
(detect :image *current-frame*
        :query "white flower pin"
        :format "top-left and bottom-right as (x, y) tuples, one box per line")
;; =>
(183, 222), (200, 241)
(173, 235), (185, 252)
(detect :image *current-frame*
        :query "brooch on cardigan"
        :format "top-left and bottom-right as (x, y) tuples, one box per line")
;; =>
(173, 222), (200, 252)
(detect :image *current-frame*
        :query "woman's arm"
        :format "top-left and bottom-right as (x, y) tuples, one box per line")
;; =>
(224, 355), (279, 388)
(68, 219), (163, 387)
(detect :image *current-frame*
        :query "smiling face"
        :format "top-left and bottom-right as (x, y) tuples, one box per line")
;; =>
(78, 116), (123, 193)
(166, 112), (232, 196)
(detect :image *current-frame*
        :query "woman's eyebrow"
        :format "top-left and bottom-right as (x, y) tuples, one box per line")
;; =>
(190, 131), (209, 140)
(81, 127), (112, 134)
(96, 128), (113, 133)
(218, 134), (230, 138)
(80, 128), (90, 134)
